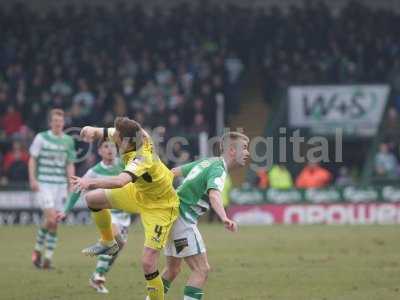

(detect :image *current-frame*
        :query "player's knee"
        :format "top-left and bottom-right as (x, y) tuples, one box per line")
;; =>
(46, 217), (57, 230)
(84, 192), (95, 207)
(195, 263), (211, 280)
(164, 263), (181, 280)
(85, 190), (108, 210)
(203, 263), (211, 278)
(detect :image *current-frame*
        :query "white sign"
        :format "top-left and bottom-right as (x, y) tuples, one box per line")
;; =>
(289, 85), (390, 136)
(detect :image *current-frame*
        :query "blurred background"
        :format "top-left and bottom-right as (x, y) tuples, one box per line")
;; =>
(1, 0), (400, 225)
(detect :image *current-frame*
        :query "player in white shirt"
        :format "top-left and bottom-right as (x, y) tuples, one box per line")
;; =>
(29, 109), (76, 269)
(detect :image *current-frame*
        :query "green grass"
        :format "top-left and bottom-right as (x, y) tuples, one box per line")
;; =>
(1, 224), (400, 300)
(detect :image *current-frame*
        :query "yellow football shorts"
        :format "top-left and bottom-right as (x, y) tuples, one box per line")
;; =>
(105, 183), (179, 250)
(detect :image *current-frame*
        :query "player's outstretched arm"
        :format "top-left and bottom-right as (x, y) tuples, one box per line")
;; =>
(59, 168), (96, 222)
(66, 162), (75, 192)
(80, 126), (106, 142)
(55, 191), (81, 222)
(71, 172), (135, 191)
(209, 189), (238, 232)
(63, 191), (81, 213)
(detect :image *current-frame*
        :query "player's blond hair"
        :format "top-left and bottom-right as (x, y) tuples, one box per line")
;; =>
(220, 131), (249, 153)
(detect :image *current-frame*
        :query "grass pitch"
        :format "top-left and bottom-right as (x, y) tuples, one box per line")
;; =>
(1, 224), (399, 300)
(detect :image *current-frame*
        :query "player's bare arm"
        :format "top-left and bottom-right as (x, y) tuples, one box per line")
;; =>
(71, 172), (135, 190)
(66, 162), (76, 193)
(208, 189), (238, 232)
(80, 125), (147, 150)
(80, 126), (105, 142)
(28, 156), (39, 191)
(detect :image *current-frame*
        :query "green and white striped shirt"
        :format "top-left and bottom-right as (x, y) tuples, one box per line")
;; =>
(29, 130), (76, 184)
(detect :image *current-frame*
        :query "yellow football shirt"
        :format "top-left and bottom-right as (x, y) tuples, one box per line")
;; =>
(106, 128), (179, 209)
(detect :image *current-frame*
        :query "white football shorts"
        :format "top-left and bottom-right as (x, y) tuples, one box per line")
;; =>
(36, 183), (67, 211)
(164, 216), (206, 258)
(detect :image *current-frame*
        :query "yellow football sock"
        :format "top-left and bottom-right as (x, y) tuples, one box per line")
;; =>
(145, 271), (164, 300)
(91, 209), (114, 243)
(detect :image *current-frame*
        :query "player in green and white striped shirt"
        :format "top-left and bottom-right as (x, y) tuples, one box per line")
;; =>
(29, 109), (76, 269)
(61, 141), (133, 294)
(161, 132), (250, 300)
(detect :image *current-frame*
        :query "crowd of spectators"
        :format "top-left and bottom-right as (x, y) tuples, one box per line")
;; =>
(374, 142), (399, 178)
(378, 104), (400, 180)
(256, 0), (400, 185)
(0, 2), (247, 184)
(261, 1), (400, 99)
(2, 1), (400, 185)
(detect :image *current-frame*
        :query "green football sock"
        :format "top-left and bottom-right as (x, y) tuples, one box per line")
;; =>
(162, 277), (171, 294)
(34, 227), (48, 252)
(44, 231), (58, 260)
(184, 286), (204, 300)
(95, 254), (113, 274)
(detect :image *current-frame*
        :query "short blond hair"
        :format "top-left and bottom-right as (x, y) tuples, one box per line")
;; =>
(220, 131), (249, 153)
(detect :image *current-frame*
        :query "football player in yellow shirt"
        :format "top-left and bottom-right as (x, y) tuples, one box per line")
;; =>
(71, 117), (179, 300)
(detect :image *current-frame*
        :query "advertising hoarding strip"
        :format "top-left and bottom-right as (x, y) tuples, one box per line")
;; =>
(229, 186), (400, 205)
(227, 203), (400, 225)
